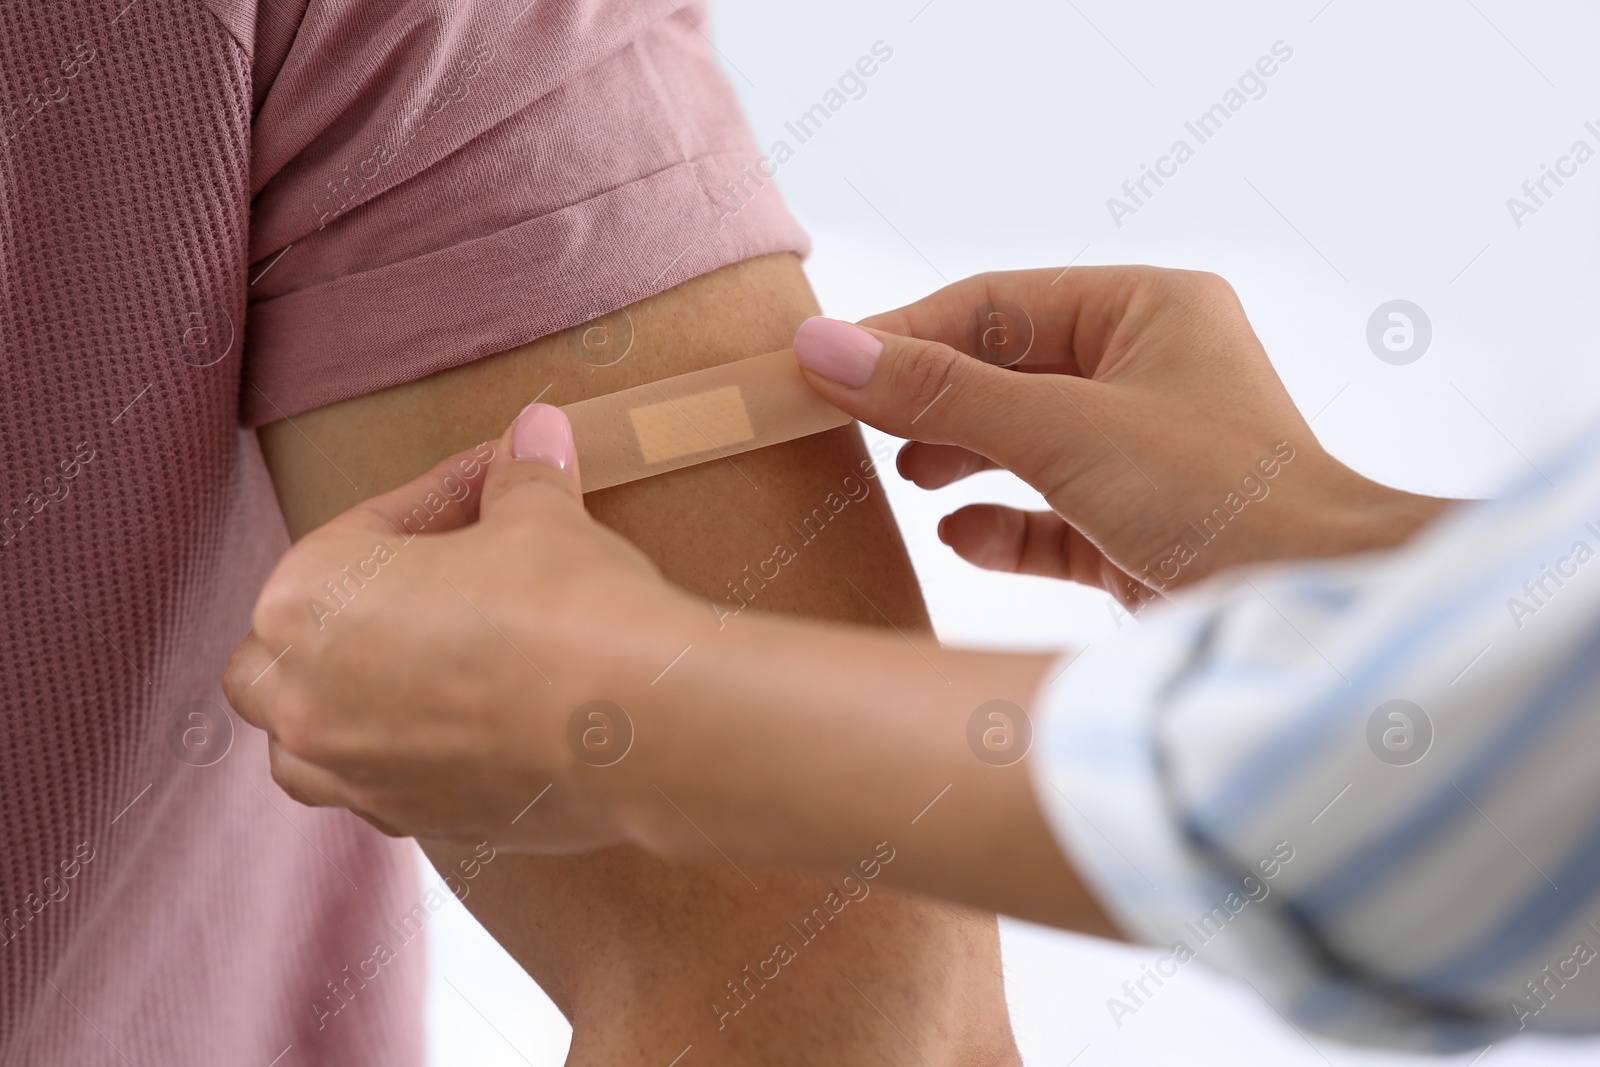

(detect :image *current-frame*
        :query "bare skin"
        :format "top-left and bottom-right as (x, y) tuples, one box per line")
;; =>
(237, 264), (1455, 1061)
(256, 254), (1021, 1065)
(231, 261), (1456, 915)
(842, 269), (1450, 605)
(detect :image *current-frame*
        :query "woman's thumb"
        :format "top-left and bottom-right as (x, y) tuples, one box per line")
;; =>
(792, 316), (1061, 484)
(479, 402), (585, 519)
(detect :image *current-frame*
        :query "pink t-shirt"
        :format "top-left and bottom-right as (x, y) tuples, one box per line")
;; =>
(0, 0), (805, 1062)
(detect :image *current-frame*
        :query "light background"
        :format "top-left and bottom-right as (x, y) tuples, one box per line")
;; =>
(423, 0), (1600, 1063)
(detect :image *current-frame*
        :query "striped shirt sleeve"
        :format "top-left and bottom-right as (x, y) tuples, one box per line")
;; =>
(1032, 419), (1600, 1052)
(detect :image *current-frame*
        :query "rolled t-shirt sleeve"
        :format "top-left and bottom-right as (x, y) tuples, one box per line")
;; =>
(1032, 425), (1600, 1052)
(240, 0), (808, 426)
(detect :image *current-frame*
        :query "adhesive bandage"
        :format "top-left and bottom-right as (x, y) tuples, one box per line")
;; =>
(561, 348), (853, 492)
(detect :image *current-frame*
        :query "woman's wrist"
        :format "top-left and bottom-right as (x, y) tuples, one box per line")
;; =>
(592, 602), (1113, 926)
(1214, 443), (1457, 573)
(1306, 457), (1457, 558)
(551, 581), (708, 828)
(599, 599), (854, 855)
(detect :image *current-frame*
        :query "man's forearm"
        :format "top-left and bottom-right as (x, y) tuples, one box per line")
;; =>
(597, 599), (1120, 935)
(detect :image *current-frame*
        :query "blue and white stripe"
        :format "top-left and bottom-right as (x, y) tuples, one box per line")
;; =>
(1033, 418), (1600, 1051)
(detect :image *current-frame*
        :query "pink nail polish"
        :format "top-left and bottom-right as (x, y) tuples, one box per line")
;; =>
(512, 402), (574, 469)
(793, 317), (883, 388)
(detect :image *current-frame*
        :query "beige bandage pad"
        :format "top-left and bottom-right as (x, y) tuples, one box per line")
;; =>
(562, 348), (853, 493)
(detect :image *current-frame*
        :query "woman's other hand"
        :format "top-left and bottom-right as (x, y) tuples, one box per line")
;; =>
(795, 267), (1451, 605)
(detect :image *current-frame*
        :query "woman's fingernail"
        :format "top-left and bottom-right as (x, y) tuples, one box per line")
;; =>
(793, 316), (883, 387)
(512, 402), (574, 470)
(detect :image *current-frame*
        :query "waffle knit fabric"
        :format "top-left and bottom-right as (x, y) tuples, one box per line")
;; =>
(0, 0), (807, 1061)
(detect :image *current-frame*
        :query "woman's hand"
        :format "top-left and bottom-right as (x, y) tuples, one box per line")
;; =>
(223, 406), (699, 851)
(220, 405), (1101, 931)
(795, 266), (1451, 604)
(218, 264), (1453, 909)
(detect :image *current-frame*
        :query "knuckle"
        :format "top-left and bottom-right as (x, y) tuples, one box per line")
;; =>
(1181, 269), (1237, 302)
(497, 475), (572, 523)
(267, 745), (312, 804)
(890, 340), (963, 420)
(971, 269), (1006, 300)
(272, 698), (328, 764)
(251, 569), (306, 641)
(350, 793), (407, 837)
(222, 641), (245, 684)
(269, 768), (304, 806)
(974, 268), (1036, 302)
(220, 648), (250, 710)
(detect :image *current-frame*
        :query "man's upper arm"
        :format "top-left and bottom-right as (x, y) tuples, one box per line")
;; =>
(259, 253), (929, 630)
(240, 7), (986, 1047)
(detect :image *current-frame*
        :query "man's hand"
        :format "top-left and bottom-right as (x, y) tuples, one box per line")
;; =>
(224, 405), (695, 852)
(794, 266), (1453, 604)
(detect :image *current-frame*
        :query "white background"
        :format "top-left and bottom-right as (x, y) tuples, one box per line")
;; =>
(424, 0), (1600, 1063)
